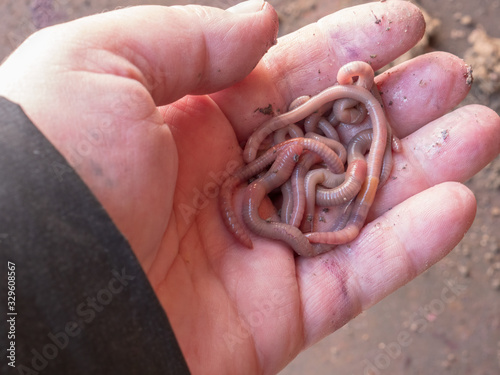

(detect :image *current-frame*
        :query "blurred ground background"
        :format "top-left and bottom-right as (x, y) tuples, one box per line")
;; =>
(1, 0), (499, 374)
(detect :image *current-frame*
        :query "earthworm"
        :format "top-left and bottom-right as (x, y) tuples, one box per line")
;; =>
(303, 130), (371, 231)
(274, 123), (304, 144)
(304, 217), (361, 245)
(305, 197), (357, 234)
(303, 103), (334, 133)
(305, 155), (380, 246)
(391, 135), (403, 153)
(242, 144), (334, 256)
(346, 128), (373, 164)
(305, 132), (347, 164)
(220, 61), (397, 256)
(366, 77), (403, 155)
(305, 173), (378, 245)
(221, 137), (349, 248)
(325, 199), (356, 233)
(314, 159), (367, 206)
(280, 180), (294, 223)
(332, 61), (374, 124)
(302, 168), (346, 232)
(274, 136), (346, 229)
(332, 99), (367, 125)
(380, 139), (393, 187)
(287, 132), (348, 228)
(289, 98), (341, 141)
(220, 139), (307, 248)
(243, 84), (387, 172)
(289, 152), (322, 228)
(337, 61), (375, 88)
(317, 118), (341, 141)
(312, 129), (376, 210)
(303, 143), (384, 246)
(288, 95), (311, 111)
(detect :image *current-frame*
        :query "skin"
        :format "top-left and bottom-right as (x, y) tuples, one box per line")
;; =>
(0, 1), (499, 375)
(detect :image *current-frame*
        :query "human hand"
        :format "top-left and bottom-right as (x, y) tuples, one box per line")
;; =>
(0, 1), (499, 374)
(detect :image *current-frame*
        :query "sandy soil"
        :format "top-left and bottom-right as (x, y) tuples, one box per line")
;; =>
(1, 1), (499, 374)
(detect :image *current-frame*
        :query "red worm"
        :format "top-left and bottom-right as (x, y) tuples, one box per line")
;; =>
(242, 144), (334, 256)
(221, 137), (347, 248)
(220, 61), (397, 256)
(243, 84), (387, 184)
(289, 152), (322, 228)
(305, 174), (379, 245)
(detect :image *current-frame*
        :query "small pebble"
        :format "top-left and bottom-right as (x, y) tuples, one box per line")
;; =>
(450, 29), (466, 39)
(441, 360), (451, 369)
(480, 234), (490, 247)
(492, 279), (500, 291)
(487, 266), (495, 278)
(462, 245), (471, 257)
(485, 252), (495, 262)
(491, 243), (500, 254)
(460, 15), (473, 26)
(458, 265), (470, 277)
(441, 353), (456, 369)
(330, 346), (339, 356)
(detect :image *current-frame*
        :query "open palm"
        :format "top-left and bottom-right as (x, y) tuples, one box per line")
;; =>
(1, 1), (499, 374)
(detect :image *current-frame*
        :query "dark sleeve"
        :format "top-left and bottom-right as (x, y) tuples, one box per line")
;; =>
(0, 97), (191, 375)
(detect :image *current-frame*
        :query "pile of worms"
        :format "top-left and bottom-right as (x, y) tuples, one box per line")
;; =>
(220, 61), (401, 257)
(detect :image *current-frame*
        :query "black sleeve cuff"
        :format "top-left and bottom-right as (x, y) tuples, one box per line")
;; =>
(0, 97), (190, 374)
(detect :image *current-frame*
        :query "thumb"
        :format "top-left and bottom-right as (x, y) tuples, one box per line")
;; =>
(72, 1), (279, 105)
(0, 1), (279, 106)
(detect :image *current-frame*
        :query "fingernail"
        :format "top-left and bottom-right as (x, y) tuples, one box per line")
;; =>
(226, 0), (265, 14)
